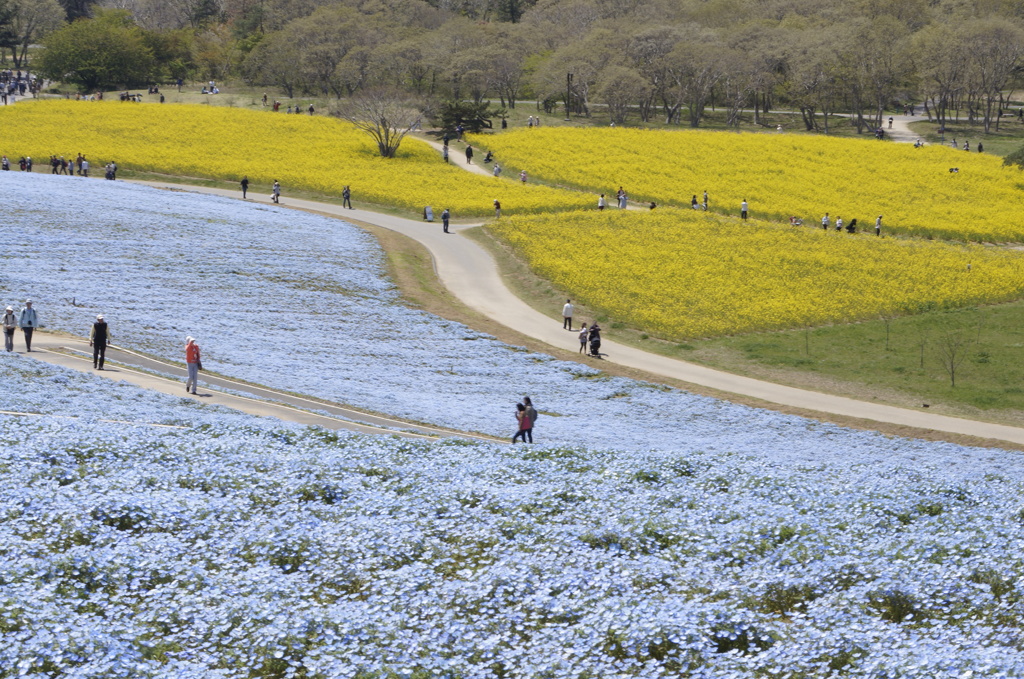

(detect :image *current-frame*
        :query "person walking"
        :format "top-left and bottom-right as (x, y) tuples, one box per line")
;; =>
(617, 187), (626, 208)
(90, 314), (109, 369)
(691, 195), (698, 210)
(442, 145), (449, 163)
(836, 216), (844, 232)
(520, 170), (527, 184)
(562, 299), (574, 330)
(523, 396), (538, 443)
(598, 194), (606, 210)
(271, 180), (281, 203)
(588, 322), (602, 357)
(702, 190), (708, 210)
(465, 145), (474, 164)
(18, 299), (38, 352)
(493, 199), (501, 217)
(578, 323), (589, 354)
(821, 213), (830, 230)
(342, 185), (353, 209)
(740, 199), (748, 220)
(185, 336), (202, 394)
(441, 208), (451, 233)
(875, 215), (883, 237)
(493, 163), (502, 177)
(240, 176), (249, 199)
(2, 306), (16, 352)
(512, 403), (532, 443)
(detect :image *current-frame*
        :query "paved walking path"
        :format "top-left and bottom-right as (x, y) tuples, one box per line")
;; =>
(22, 333), (500, 443)
(126, 179), (1024, 447)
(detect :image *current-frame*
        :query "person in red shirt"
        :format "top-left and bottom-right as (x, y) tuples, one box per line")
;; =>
(185, 336), (201, 394)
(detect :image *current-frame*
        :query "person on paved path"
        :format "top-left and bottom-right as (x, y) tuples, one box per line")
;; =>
(588, 322), (602, 358)
(562, 299), (574, 330)
(2, 306), (16, 352)
(342, 185), (353, 209)
(493, 199), (501, 218)
(523, 396), (538, 443)
(578, 323), (589, 354)
(888, 116), (893, 129)
(90, 314), (109, 369)
(441, 208), (450, 233)
(442, 145), (449, 163)
(512, 402), (532, 443)
(617, 187), (626, 208)
(466, 145), (474, 164)
(493, 163), (502, 177)
(424, 206), (434, 222)
(740, 199), (748, 220)
(875, 215), (883, 237)
(821, 213), (830, 230)
(272, 180), (280, 203)
(185, 336), (202, 394)
(19, 300), (38, 352)
(240, 176), (249, 199)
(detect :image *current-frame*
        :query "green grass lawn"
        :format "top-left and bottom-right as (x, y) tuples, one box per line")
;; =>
(658, 303), (1024, 422)
(910, 118), (1024, 157)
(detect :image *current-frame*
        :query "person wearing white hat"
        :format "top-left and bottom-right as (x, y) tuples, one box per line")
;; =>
(90, 314), (109, 369)
(2, 306), (16, 352)
(185, 336), (202, 394)
(18, 300), (38, 352)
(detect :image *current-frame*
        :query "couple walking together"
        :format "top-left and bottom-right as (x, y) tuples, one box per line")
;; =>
(512, 396), (538, 443)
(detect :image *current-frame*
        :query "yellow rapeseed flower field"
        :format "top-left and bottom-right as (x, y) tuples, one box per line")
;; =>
(489, 209), (1024, 338)
(473, 127), (1024, 242)
(0, 100), (585, 216)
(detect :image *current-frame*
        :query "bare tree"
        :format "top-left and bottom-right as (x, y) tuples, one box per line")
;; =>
(334, 89), (422, 158)
(10, 0), (64, 69)
(935, 322), (974, 388)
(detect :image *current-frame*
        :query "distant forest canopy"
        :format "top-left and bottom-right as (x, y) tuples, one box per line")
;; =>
(17, 0), (1024, 130)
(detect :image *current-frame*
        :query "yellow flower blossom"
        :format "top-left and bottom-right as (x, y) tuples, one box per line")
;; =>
(0, 100), (585, 216)
(473, 127), (1024, 242)
(490, 209), (1024, 338)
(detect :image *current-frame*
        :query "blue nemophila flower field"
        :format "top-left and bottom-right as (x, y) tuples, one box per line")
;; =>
(4, 341), (1024, 677)
(4, 173), (1024, 676)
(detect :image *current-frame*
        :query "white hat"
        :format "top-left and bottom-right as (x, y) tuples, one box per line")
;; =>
(186, 336), (194, 343)
(96, 314), (104, 320)
(5, 306), (11, 312)
(25, 299), (32, 304)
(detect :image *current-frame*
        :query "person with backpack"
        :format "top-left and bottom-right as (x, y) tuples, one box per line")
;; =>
(588, 322), (602, 358)
(523, 396), (538, 442)
(512, 402), (532, 443)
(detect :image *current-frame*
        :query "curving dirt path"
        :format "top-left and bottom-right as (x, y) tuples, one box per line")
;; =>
(20, 332), (501, 443)
(119, 179), (1024, 447)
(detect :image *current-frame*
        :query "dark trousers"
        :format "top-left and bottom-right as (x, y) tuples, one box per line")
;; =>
(22, 327), (33, 351)
(513, 428), (532, 443)
(4, 328), (13, 351)
(93, 343), (106, 368)
(343, 197), (353, 209)
(563, 317), (572, 330)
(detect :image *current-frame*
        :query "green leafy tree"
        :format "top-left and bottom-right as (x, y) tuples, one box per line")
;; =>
(36, 10), (155, 91)
(0, 0), (18, 55)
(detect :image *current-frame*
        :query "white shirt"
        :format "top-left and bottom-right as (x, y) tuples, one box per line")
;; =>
(562, 303), (574, 318)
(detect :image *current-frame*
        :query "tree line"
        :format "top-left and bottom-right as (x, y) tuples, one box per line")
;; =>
(12, 0), (1024, 133)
